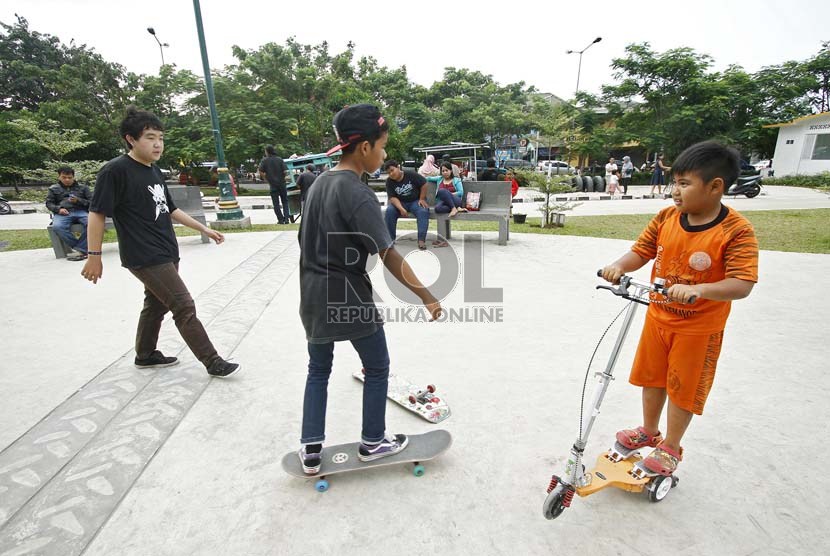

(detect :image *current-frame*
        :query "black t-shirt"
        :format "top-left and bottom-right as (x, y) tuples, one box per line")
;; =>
(296, 171), (316, 192)
(258, 155), (287, 190)
(90, 154), (179, 269)
(385, 170), (426, 204)
(479, 168), (500, 181)
(299, 169), (392, 343)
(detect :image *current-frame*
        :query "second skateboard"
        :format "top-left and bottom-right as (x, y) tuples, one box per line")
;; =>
(353, 369), (451, 423)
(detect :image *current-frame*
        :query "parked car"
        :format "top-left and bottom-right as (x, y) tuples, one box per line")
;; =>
(501, 159), (535, 171)
(538, 160), (575, 175)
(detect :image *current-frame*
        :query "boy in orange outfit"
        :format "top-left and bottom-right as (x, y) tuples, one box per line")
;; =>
(600, 141), (758, 476)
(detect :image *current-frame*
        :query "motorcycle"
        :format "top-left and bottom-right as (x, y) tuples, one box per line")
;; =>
(0, 191), (11, 215)
(724, 174), (762, 198)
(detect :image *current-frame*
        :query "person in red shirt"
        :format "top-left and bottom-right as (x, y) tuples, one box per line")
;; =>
(506, 169), (520, 198)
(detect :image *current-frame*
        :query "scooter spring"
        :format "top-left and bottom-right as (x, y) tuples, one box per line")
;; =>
(562, 487), (575, 507)
(546, 475), (558, 494)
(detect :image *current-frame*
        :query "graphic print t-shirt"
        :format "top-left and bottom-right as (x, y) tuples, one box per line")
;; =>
(299, 169), (393, 343)
(386, 170), (426, 204)
(631, 205), (758, 333)
(90, 154), (179, 269)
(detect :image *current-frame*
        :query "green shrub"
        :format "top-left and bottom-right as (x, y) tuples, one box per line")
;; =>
(762, 172), (830, 189)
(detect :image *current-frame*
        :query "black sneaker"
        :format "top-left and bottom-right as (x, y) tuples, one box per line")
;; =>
(358, 433), (409, 462)
(134, 350), (179, 368)
(207, 359), (241, 378)
(298, 444), (322, 475)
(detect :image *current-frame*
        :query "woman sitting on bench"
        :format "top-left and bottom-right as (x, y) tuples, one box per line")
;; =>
(427, 162), (468, 218)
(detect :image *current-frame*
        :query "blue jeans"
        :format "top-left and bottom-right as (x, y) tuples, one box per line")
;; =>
(52, 210), (88, 253)
(385, 201), (429, 242)
(301, 326), (390, 445)
(434, 189), (463, 214)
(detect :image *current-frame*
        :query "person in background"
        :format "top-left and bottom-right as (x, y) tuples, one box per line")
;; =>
(478, 157), (500, 181)
(417, 154), (440, 177)
(650, 153), (672, 196)
(506, 169), (520, 198)
(46, 166), (92, 261)
(259, 146), (290, 224)
(296, 164), (317, 204)
(621, 156), (635, 195)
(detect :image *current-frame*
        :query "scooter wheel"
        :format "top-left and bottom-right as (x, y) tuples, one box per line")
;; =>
(542, 484), (569, 520)
(647, 474), (673, 503)
(745, 186), (761, 198)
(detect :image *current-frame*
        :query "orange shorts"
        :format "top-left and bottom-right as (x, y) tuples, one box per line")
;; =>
(630, 317), (724, 415)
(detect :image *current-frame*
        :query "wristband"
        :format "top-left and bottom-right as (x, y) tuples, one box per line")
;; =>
(88, 250), (102, 256)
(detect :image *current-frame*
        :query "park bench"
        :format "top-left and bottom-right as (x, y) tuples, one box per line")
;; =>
(47, 185), (209, 259)
(395, 180), (512, 246)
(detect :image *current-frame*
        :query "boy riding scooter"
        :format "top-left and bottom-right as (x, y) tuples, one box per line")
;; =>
(545, 141), (759, 518)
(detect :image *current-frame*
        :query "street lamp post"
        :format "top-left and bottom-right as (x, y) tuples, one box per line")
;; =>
(566, 37), (602, 97)
(565, 37), (602, 170)
(192, 0), (250, 228)
(146, 27), (169, 67)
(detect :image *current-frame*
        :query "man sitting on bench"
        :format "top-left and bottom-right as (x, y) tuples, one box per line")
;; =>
(46, 166), (92, 261)
(384, 160), (430, 250)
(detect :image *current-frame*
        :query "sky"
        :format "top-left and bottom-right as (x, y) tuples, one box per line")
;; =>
(1, 0), (828, 101)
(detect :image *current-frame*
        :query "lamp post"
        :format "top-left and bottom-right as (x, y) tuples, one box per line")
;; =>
(192, 0), (250, 228)
(146, 27), (169, 66)
(566, 36), (602, 97)
(565, 37), (601, 171)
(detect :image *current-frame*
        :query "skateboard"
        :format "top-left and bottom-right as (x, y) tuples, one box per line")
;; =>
(282, 429), (452, 492)
(352, 369), (451, 423)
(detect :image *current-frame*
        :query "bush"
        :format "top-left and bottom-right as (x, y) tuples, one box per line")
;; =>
(762, 172), (830, 189)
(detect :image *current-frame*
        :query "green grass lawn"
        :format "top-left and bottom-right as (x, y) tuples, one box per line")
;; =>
(2, 209), (828, 254)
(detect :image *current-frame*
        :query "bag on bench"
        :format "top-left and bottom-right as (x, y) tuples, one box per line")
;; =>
(466, 191), (481, 211)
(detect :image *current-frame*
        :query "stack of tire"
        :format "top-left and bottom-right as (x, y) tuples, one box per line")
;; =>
(570, 176), (608, 192)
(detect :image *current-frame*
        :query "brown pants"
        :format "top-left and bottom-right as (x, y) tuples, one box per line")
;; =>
(130, 262), (219, 368)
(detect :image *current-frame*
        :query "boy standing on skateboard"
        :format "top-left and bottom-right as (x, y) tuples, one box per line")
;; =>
(600, 141), (758, 476)
(297, 104), (442, 475)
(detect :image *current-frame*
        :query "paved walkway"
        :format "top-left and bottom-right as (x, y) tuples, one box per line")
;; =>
(1, 220), (829, 554)
(2, 186), (829, 230)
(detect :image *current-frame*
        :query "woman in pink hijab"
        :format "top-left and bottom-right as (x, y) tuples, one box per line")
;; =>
(418, 154), (440, 177)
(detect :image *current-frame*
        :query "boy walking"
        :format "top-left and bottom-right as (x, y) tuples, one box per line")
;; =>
(81, 106), (240, 377)
(297, 104), (442, 474)
(600, 141), (758, 476)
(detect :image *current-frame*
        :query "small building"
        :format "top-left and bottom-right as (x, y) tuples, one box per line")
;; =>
(765, 111), (830, 176)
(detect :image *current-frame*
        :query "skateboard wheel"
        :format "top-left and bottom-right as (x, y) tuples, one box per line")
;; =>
(315, 479), (329, 492)
(408, 395), (417, 405)
(413, 464), (425, 477)
(427, 384), (435, 393)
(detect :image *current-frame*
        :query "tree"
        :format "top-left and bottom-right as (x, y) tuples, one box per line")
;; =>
(7, 117), (104, 184)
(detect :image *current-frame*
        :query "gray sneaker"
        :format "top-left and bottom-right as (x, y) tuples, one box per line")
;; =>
(358, 433), (409, 462)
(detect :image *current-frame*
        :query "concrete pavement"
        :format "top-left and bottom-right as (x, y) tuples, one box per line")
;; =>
(1, 215), (829, 554)
(2, 186), (828, 231)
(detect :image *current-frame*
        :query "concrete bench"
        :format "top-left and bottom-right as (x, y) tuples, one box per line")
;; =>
(395, 181), (512, 246)
(47, 185), (209, 259)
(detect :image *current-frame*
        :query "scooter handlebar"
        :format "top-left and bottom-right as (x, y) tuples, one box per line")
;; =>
(596, 271), (698, 304)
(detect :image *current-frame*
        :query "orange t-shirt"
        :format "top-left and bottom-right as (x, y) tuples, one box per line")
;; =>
(631, 205), (758, 334)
